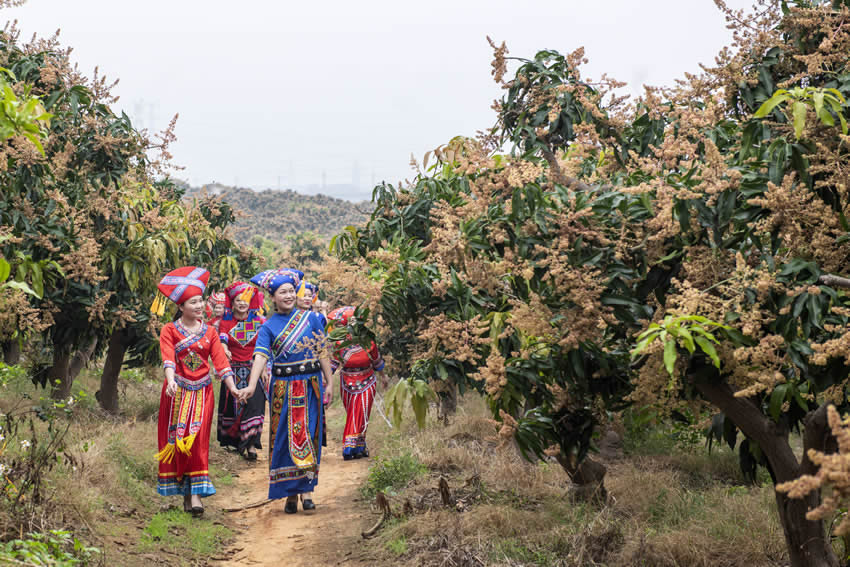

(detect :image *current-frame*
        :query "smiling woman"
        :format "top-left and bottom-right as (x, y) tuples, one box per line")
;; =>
(243, 268), (334, 514)
(154, 266), (240, 518)
(216, 281), (267, 460)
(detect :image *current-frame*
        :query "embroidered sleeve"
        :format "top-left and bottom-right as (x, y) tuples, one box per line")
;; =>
(370, 342), (385, 372)
(209, 330), (233, 381)
(219, 332), (229, 344)
(253, 321), (272, 359)
(160, 324), (177, 371)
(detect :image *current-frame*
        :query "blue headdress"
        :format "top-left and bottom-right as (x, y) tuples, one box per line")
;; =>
(250, 268), (304, 294)
(297, 281), (319, 303)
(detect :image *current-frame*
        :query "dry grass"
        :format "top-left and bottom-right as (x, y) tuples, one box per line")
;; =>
(361, 394), (789, 567)
(0, 366), (241, 566)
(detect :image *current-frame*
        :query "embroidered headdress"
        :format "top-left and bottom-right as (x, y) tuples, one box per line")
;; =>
(296, 281), (319, 304)
(328, 305), (355, 327)
(205, 291), (226, 319)
(250, 268), (303, 294)
(150, 266), (210, 315)
(224, 280), (264, 311)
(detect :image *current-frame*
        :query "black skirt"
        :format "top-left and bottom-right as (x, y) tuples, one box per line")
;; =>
(217, 360), (265, 451)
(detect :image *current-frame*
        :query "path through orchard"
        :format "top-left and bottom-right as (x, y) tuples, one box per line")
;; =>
(213, 402), (375, 567)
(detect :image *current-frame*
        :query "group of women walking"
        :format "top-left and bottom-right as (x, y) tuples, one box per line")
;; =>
(153, 266), (385, 517)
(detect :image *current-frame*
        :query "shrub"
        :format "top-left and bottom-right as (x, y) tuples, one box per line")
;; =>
(361, 453), (427, 499)
(0, 530), (100, 566)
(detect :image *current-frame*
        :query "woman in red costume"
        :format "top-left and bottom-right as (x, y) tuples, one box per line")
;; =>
(217, 281), (267, 460)
(328, 306), (387, 460)
(152, 267), (241, 517)
(206, 292), (226, 328)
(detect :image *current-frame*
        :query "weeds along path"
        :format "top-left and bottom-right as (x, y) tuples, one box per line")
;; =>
(213, 403), (373, 567)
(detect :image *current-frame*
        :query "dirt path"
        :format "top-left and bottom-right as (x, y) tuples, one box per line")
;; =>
(213, 404), (375, 567)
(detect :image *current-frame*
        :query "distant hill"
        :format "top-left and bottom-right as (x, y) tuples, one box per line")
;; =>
(184, 183), (372, 243)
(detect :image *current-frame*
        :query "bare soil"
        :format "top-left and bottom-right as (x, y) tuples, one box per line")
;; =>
(213, 404), (376, 567)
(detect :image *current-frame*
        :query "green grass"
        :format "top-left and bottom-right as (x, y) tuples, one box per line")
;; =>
(140, 508), (231, 557)
(210, 463), (235, 487)
(490, 539), (558, 566)
(107, 435), (155, 484)
(361, 452), (427, 499)
(105, 433), (157, 512)
(385, 535), (407, 556)
(646, 486), (707, 530)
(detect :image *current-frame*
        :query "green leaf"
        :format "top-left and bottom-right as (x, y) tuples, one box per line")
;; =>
(816, 105), (835, 126)
(631, 336), (653, 357)
(824, 88), (846, 103)
(791, 386), (809, 412)
(663, 339), (677, 376)
(411, 394), (427, 429)
(753, 92), (789, 118)
(436, 362), (448, 381)
(30, 265), (43, 299)
(0, 257), (9, 282)
(813, 91), (825, 118)
(2, 280), (40, 298)
(695, 336), (721, 368)
(22, 131), (44, 155)
(768, 383), (789, 420)
(792, 101), (807, 139)
(677, 327), (695, 353)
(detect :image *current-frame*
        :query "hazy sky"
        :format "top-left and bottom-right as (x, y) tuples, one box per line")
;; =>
(4, 0), (753, 200)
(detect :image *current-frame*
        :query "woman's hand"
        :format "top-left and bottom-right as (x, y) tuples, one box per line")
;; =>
(165, 377), (178, 397)
(223, 346), (233, 361)
(323, 382), (333, 405)
(261, 367), (271, 391)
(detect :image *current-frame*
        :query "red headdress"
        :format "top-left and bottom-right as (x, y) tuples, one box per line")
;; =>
(328, 305), (355, 327)
(150, 266), (210, 316)
(205, 292), (225, 319)
(224, 281), (264, 311)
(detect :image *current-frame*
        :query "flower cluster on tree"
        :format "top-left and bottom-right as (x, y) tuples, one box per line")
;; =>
(327, 2), (850, 565)
(0, 24), (257, 410)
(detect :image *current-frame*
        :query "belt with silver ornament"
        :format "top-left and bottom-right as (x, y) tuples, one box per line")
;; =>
(273, 360), (321, 377)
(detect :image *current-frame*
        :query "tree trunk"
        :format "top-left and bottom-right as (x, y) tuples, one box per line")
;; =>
(555, 453), (607, 504)
(438, 383), (458, 425)
(68, 338), (97, 383)
(49, 346), (73, 400)
(2, 340), (20, 365)
(98, 329), (128, 414)
(695, 379), (839, 567)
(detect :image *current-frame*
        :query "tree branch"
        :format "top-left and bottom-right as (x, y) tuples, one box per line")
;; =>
(818, 274), (850, 289)
(694, 378), (801, 482)
(801, 404), (837, 476)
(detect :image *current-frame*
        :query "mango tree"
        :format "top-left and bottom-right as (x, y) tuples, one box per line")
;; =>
(330, 2), (850, 565)
(0, 30), (255, 405)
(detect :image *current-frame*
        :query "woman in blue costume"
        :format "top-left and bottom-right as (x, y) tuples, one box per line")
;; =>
(296, 281), (328, 329)
(244, 268), (333, 514)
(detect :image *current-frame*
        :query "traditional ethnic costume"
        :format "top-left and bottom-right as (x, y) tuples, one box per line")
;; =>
(297, 281), (327, 329)
(252, 269), (327, 500)
(298, 280), (329, 446)
(329, 306), (385, 460)
(206, 292), (226, 329)
(154, 267), (234, 499)
(216, 281), (266, 456)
